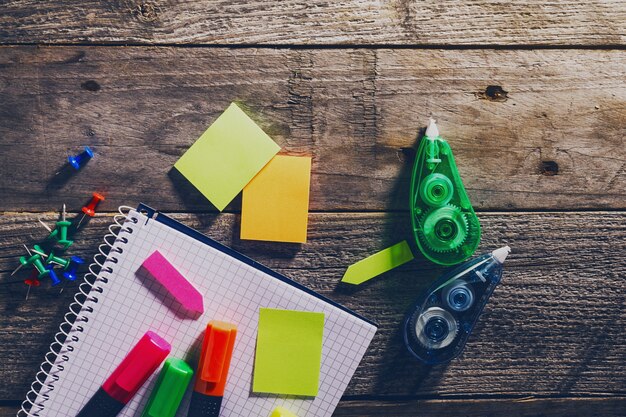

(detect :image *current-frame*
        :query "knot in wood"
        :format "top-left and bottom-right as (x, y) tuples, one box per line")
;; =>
(131, 2), (161, 22)
(476, 85), (509, 102)
(539, 160), (559, 176)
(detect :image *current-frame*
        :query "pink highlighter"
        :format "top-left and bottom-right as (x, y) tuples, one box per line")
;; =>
(76, 331), (171, 417)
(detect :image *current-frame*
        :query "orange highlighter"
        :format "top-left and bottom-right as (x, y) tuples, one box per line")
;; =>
(188, 321), (237, 417)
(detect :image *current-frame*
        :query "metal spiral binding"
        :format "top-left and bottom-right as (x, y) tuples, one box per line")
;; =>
(17, 206), (139, 417)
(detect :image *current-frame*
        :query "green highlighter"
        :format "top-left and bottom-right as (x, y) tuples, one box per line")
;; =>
(141, 358), (194, 417)
(410, 119), (481, 266)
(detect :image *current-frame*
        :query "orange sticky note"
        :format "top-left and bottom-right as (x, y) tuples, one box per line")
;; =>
(241, 155), (312, 243)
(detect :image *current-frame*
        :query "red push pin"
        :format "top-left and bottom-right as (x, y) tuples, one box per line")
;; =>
(24, 269), (41, 301)
(77, 192), (105, 228)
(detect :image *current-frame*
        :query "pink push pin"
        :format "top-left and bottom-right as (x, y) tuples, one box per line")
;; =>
(77, 192), (105, 228)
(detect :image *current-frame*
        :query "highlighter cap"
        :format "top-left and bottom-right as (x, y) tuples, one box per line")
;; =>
(193, 321), (237, 396)
(141, 358), (194, 417)
(102, 331), (171, 404)
(270, 406), (298, 417)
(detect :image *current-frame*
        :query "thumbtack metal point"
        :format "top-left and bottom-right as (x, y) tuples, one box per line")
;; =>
(77, 213), (86, 228)
(11, 263), (23, 276)
(38, 217), (52, 232)
(31, 246), (47, 258)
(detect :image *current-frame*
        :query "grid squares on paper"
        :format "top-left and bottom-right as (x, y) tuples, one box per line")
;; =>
(36, 210), (377, 417)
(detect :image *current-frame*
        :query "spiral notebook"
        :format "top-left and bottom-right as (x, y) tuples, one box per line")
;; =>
(20, 204), (377, 417)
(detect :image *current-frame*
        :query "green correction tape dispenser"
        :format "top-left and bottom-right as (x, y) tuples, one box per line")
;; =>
(410, 118), (480, 266)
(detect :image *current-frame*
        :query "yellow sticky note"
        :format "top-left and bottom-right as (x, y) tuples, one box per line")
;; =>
(341, 240), (414, 285)
(174, 103), (280, 211)
(253, 308), (324, 396)
(241, 155), (311, 243)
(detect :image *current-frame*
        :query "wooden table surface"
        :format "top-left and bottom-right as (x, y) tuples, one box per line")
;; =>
(1, 1), (625, 416)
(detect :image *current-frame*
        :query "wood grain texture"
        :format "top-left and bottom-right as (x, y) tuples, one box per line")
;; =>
(0, 46), (624, 212)
(1, 3), (625, 413)
(332, 397), (626, 416)
(2, 397), (625, 417)
(0, 0), (625, 46)
(1, 211), (624, 400)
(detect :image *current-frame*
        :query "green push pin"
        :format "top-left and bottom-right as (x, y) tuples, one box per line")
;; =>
(32, 247), (62, 286)
(11, 245), (50, 278)
(11, 253), (38, 276)
(46, 251), (71, 269)
(40, 204), (73, 249)
(31, 245), (53, 277)
(55, 204), (73, 248)
(32, 258), (51, 278)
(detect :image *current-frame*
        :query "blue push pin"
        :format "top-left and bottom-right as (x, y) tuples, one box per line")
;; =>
(68, 146), (94, 170)
(63, 256), (85, 281)
(46, 265), (61, 286)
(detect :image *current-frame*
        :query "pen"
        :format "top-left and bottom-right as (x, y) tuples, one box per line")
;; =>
(77, 331), (171, 417)
(140, 358), (194, 417)
(187, 321), (237, 417)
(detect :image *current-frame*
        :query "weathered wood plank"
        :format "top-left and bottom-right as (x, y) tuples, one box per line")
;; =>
(0, 47), (624, 212)
(0, 1), (625, 46)
(1, 212), (624, 399)
(2, 397), (626, 417)
(333, 397), (626, 416)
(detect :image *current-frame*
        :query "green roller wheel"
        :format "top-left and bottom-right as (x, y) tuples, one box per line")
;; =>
(419, 204), (468, 253)
(420, 173), (453, 207)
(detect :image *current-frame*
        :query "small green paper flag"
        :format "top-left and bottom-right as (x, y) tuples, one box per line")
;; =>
(341, 240), (414, 285)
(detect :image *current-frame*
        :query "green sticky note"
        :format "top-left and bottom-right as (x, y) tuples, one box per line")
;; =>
(174, 103), (281, 211)
(341, 240), (414, 285)
(253, 308), (324, 396)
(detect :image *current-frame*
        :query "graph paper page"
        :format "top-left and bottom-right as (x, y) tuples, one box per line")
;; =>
(37, 210), (377, 417)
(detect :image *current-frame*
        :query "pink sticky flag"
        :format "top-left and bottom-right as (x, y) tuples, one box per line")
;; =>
(141, 250), (204, 314)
